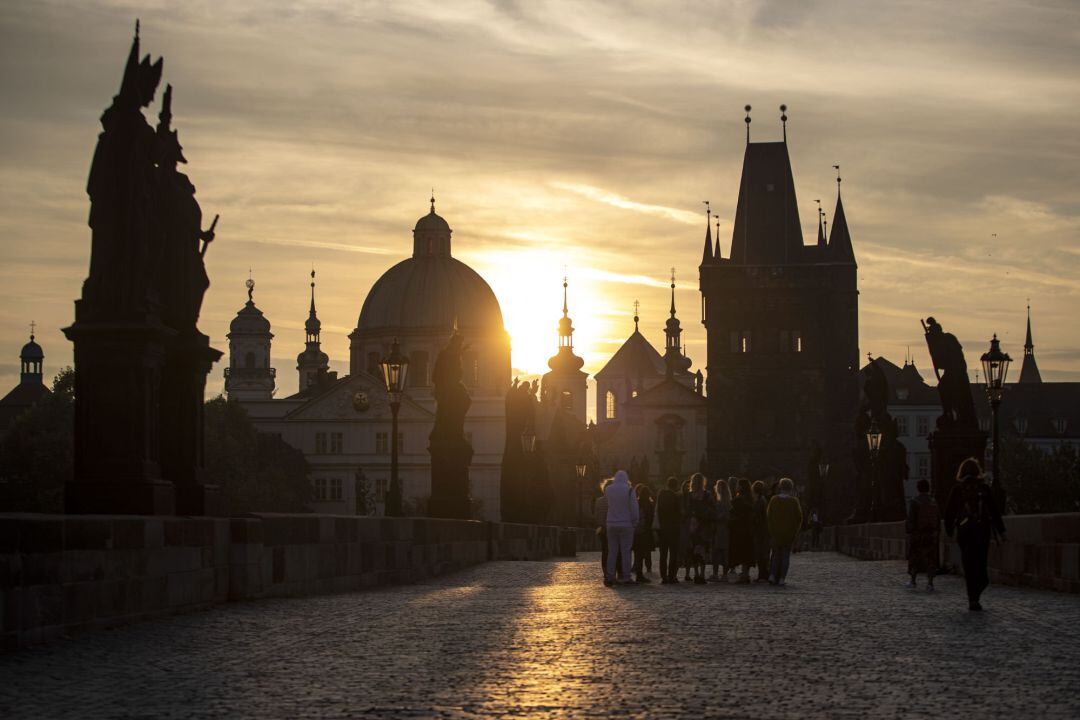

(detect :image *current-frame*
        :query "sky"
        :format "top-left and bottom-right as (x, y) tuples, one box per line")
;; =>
(2, 0), (1078, 412)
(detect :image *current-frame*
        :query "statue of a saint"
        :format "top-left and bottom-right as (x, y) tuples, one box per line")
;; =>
(923, 317), (977, 429)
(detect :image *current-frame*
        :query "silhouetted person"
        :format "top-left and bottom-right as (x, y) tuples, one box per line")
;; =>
(678, 478), (693, 581)
(655, 477), (682, 584)
(686, 473), (713, 585)
(767, 478), (803, 586)
(604, 470), (639, 586)
(905, 478), (941, 591)
(944, 458), (1006, 611)
(633, 484), (655, 583)
(594, 478), (616, 580)
(730, 478), (755, 584)
(710, 478), (733, 582)
(809, 509), (823, 550)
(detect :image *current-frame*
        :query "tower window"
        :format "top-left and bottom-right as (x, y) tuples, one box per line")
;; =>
(896, 416), (909, 436)
(1052, 418), (1067, 435)
(330, 432), (343, 454)
(605, 391), (617, 420)
(245, 351), (255, 369)
(740, 331), (752, 353)
(329, 477), (343, 501)
(561, 390), (573, 411)
(376, 432), (388, 455)
(916, 416), (929, 437)
(793, 331), (803, 353)
(314, 477), (327, 501)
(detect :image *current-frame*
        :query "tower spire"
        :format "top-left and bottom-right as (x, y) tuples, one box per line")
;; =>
(701, 201), (713, 264)
(744, 104), (752, 143)
(305, 267), (321, 344)
(547, 275), (584, 374)
(780, 104), (788, 143)
(816, 199), (826, 248)
(1019, 302), (1042, 383)
(669, 268), (677, 317)
(633, 300), (640, 333)
(715, 216), (722, 259)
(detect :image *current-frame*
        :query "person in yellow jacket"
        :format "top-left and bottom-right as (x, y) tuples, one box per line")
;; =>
(766, 477), (804, 586)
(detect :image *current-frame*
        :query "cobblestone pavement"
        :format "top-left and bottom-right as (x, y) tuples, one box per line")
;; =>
(2, 551), (1080, 719)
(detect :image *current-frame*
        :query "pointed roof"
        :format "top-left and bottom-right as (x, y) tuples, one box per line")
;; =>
(817, 211), (826, 248)
(729, 142), (804, 265)
(700, 218), (713, 265)
(1019, 304), (1042, 384)
(305, 269), (321, 340)
(828, 189), (856, 264)
(594, 329), (666, 381)
(714, 218), (722, 260)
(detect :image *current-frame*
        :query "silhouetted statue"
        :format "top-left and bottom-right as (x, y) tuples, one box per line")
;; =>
(429, 331), (474, 518)
(923, 317), (977, 430)
(84, 26), (163, 318)
(64, 25), (222, 516)
(155, 84), (214, 332)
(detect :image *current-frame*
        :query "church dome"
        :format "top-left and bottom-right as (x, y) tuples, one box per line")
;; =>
(356, 255), (503, 331)
(230, 301), (271, 335)
(356, 202), (504, 333)
(20, 337), (43, 361)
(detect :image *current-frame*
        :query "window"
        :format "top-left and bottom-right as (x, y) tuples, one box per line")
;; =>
(330, 432), (343, 454)
(978, 417), (990, 432)
(896, 416), (909, 437)
(315, 432), (327, 453)
(367, 351), (380, 376)
(375, 477), (387, 502)
(329, 477), (343, 501)
(740, 331), (752, 353)
(1014, 417), (1029, 435)
(793, 331), (803, 353)
(916, 416), (929, 437)
(606, 390), (617, 420)
(1052, 418), (1068, 435)
(917, 456), (929, 479)
(375, 432), (388, 455)
(560, 390), (573, 410)
(313, 477), (327, 501)
(244, 351), (255, 369)
(409, 351), (429, 387)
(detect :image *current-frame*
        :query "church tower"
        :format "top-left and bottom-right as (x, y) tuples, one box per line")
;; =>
(699, 107), (859, 518)
(541, 277), (588, 424)
(663, 270), (693, 379)
(225, 277), (276, 401)
(296, 269), (330, 392)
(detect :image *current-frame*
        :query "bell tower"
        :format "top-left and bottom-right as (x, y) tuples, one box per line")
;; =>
(225, 277), (276, 401)
(541, 277), (588, 424)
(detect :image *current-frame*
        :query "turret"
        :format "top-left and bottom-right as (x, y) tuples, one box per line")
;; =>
(297, 269), (330, 392)
(225, 277), (276, 401)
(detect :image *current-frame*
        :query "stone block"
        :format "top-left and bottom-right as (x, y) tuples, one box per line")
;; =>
(23, 552), (65, 585)
(0, 518), (19, 553)
(230, 518), (262, 545)
(163, 519), (186, 546)
(182, 518), (213, 547)
(318, 517), (335, 544)
(20, 518), (64, 553)
(144, 518), (165, 549)
(167, 571), (199, 608)
(0, 553), (22, 589)
(112, 518), (146, 549)
(63, 583), (98, 624)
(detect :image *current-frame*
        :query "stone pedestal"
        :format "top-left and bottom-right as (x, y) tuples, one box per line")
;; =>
(928, 426), (987, 509)
(162, 332), (225, 516)
(62, 314), (176, 515)
(429, 435), (473, 519)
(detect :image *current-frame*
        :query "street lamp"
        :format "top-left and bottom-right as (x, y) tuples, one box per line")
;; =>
(575, 463), (588, 479)
(866, 420), (882, 521)
(379, 338), (409, 517)
(980, 334), (1012, 508)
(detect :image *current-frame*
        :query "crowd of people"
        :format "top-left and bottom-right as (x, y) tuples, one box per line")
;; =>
(594, 470), (804, 588)
(596, 457), (1007, 612)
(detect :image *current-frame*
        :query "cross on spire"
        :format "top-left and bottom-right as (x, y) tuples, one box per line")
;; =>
(633, 299), (640, 332)
(430, 189), (435, 213)
(29, 320), (36, 340)
(669, 267), (677, 317)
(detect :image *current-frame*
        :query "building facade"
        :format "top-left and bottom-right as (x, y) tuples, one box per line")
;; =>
(227, 200), (510, 519)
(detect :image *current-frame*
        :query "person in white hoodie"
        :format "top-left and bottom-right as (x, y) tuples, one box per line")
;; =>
(604, 470), (640, 586)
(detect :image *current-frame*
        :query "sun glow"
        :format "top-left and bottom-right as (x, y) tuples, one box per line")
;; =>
(469, 248), (612, 378)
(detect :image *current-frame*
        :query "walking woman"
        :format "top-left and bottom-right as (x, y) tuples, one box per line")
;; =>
(687, 473), (713, 584)
(945, 458), (1006, 611)
(730, 477), (755, 583)
(710, 478), (732, 581)
(751, 480), (771, 582)
(633, 484), (656, 583)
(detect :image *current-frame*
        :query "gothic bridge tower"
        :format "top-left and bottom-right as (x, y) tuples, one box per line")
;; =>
(699, 106), (859, 518)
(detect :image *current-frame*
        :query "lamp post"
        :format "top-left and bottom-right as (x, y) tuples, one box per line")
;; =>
(866, 420), (882, 522)
(816, 461), (829, 518)
(521, 428), (537, 454)
(379, 339), (409, 517)
(980, 334), (1012, 509)
(575, 462), (588, 525)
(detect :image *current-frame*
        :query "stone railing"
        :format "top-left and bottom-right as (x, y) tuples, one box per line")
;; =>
(830, 513), (1080, 594)
(0, 514), (599, 650)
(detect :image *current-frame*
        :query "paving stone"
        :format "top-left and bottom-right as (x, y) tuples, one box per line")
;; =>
(0, 552), (1078, 719)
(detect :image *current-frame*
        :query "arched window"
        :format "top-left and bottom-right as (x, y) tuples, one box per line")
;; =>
(409, 351), (429, 387)
(244, 351), (255, 369)
(367, 352), (380, 376)
(560, 390), (573, 410)
(605, 390), (617, 420)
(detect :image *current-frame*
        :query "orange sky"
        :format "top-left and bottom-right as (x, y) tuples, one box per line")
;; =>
(2, 1), (1078, 409)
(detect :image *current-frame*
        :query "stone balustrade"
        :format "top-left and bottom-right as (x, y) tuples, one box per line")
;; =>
(829, 512), (1080, 593)
(0, 514), (599, 650)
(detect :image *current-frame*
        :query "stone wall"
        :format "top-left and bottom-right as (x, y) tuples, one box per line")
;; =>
(1, 514), (598, 650)
(831, 513), (1080, 593)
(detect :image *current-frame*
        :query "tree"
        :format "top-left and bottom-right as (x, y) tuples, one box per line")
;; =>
(0, 368), (72, 512)
(1001, 434), (1080, 514)
(203, 396), (312, 513)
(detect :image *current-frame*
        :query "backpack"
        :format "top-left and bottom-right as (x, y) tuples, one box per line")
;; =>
(915, 497), (940, 533)
(957, 482), (992, 531)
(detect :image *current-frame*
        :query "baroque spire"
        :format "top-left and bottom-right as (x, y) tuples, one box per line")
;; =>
(701, 201), (713, 264)
(1018, 303), (1042, 384)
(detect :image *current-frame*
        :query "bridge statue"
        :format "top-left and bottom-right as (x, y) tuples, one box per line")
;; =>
(63, 25), (222, 516)
(428, 330), (474, 518)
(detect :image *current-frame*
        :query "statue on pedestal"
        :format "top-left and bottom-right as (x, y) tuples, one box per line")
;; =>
(428, 331), (474, 518)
